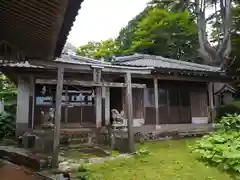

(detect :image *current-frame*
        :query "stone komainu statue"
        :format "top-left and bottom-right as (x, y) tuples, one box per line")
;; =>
(41, 108), (55, 129)
(111, 109), (126, 125)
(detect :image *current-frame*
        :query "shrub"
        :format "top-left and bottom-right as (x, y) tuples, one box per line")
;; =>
(193, 131), (240, 173)
(0, 112), (15, 139)
(218, 113), (240, 131)
(193, 114), (240, 175)
(216, 101), (240, 120)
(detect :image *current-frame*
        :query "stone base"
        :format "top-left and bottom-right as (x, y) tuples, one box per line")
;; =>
(16, 123), (29, 136)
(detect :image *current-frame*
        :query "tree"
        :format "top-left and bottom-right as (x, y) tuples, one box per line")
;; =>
(209, 1), (240, 74)
(195, 0), (233, 69)
(76, 41), (101, 59)
(76, 39), (120, 61)
(149, 0), (195, 12)
(119, 7), (200, 62)
(117, 7), (151, 55)
(150, 0), (234, 69)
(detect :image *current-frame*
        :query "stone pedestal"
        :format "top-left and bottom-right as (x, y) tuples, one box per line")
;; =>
(33, 130), (54, 153)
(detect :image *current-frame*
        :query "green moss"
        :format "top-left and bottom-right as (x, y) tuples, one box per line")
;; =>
(76, 139), (232, 180)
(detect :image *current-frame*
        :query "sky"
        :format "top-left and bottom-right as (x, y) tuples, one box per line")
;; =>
(67, 0), (214, 48)
(67, 0), (149, 47)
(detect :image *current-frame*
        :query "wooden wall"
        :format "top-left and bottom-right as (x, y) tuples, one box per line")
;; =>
(33, 84), (95, 127)
(133, 79), (208, 125)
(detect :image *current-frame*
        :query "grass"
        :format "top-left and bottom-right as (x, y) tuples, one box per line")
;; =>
(76, 138), (233, 180)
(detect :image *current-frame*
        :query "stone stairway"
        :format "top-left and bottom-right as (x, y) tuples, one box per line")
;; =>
(60, 127), (111, 148)
(60, 129), (96, 147)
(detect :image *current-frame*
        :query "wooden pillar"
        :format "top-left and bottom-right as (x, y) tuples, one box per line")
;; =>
(93, 68), (102, 128)
(96, 87), (102, 127)
(105, 87), (110, 126)
(208, 82), (215, 125)
(52, 67), (64, 168)
(64, 87), (68, 123)
(154, 78), (159, 126)
(125, 72), (135, 152)
(29, 76), (35, 129)
(16, 77), (30, 136)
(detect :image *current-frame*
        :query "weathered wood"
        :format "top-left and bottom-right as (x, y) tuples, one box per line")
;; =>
(124, 72), (135, 152)
(35, 79), (146, 88)
(208, 82), (215, 124)
(52, 67), (64, 168)
(0, 0), (78, 60)
(134, 74), (233, 83)
(105, 87), (110, 126)
(64, 86), (68, 124)
(31, 60), (92, 71)
(93, 68), (102, 83)
(102, 67), (152, 74)
(29, 76), (35, 129)
(154, 78), (159, 125)
(166, 90), (170, 118)
(16, 76), (30, 136)
(96, 87), (102, 128)
(93, 68), (102, 128)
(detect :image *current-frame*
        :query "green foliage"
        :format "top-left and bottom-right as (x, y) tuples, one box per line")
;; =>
(135, 148), (152, 156)
(129, 8), (199, 61)
(78, 164), (88, 172)
(0, 75), (17, 140)
(193, 114), (240, 176)
(116, 7), (151, 55)
(73, 139), (231, 180)
(0, 75), (17, 115)
(216, 101), (240, 119)
(77, 5), (201, 63)
(218, 114), (240, 130)
(0, 112), (15, 139)
(76, 39), (120, 61)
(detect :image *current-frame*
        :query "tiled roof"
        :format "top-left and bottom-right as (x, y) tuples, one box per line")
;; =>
(0, 54), (222, 73)
(0, 60), (43, 69)
(0, 55), (151, 71)
(113, 54), (221, 72)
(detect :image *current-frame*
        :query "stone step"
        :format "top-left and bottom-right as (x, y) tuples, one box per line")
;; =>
(0, 146), (51, 171)
(60, 138), (90, 146)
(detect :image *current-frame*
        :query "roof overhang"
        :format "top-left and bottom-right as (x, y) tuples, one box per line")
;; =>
(215, 84), (236, 95)
(0, 0), (84, 60)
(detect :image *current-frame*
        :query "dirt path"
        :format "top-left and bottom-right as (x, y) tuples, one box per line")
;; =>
(0, 164), (45, 180)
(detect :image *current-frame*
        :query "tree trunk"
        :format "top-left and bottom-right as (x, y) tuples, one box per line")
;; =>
(195, 0), (232, 69)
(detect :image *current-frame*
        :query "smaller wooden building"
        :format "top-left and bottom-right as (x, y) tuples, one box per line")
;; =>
(0, 54), (235, 135)
(214, 83), (236, 107)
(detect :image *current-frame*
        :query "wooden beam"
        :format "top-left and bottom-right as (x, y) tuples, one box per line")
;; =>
(154, 78), (159, 126)
(103, 67), (152, 75)
(30, 60), (152, 75)
(35, 79), (146, 88)
(208, 82), (215, 125)
(124, 72), (135, 152)
(31, 60), (92, 71)
(48, 0), (69, 59)
(105, 87), (110, 126)
(52, 67), (64, 168)
(134, 74), (234, 83)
